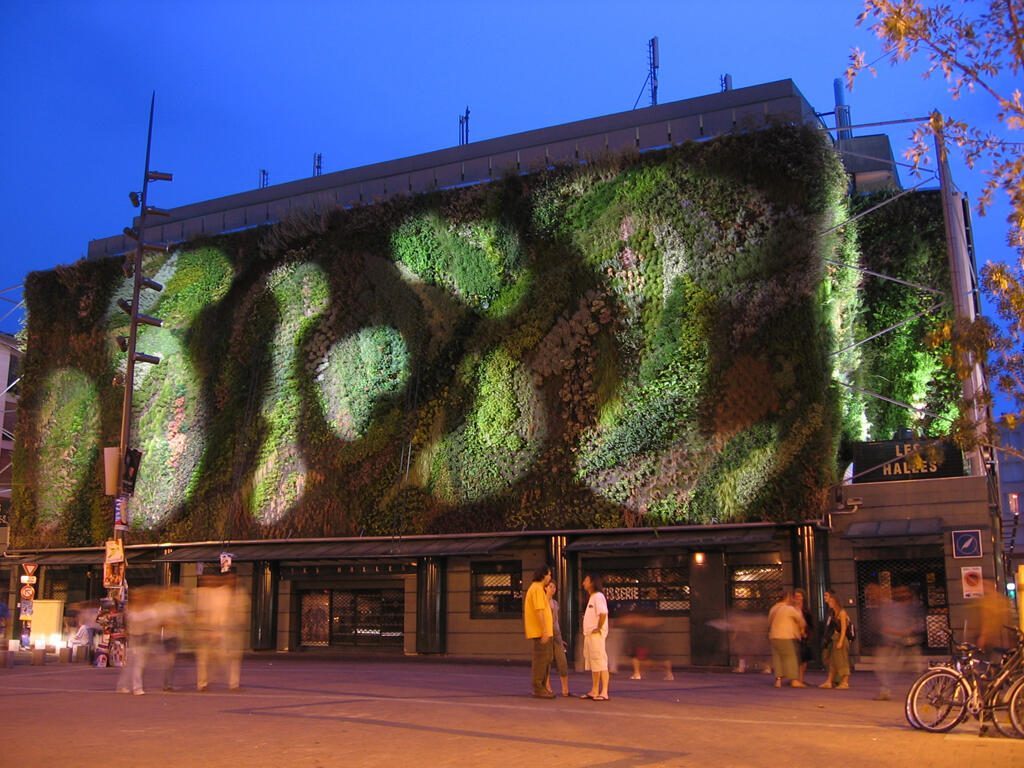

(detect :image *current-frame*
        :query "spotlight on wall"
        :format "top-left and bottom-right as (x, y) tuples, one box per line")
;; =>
(694, 552), (706, 565)
(128, 191), (140, 208)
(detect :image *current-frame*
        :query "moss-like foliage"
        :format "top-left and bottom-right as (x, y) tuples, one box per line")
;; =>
(34, 368), (100, 529)
(853, 191), (958, 441)
(9, 125), (958, 546)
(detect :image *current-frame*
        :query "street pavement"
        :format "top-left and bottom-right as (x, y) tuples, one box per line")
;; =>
(1, 655), (1022, 767)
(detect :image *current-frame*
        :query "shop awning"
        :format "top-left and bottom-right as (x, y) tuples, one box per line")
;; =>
(153, 535), (520, 563)
(842, 517), (943, 539)
(564, 528), (778, 553)
(5, 549), (158, 566)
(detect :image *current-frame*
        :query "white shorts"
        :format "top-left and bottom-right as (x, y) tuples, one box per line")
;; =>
(584, 633), (608, 672)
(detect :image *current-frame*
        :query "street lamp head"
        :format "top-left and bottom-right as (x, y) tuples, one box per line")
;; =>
(128, 191), (140, 208)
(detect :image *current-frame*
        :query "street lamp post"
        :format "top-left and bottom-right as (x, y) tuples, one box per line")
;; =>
(110, 92), (172, 587)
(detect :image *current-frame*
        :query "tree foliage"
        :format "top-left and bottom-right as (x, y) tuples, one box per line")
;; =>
(849, 1), (1024, 461)
(848, 0), (1023, 251)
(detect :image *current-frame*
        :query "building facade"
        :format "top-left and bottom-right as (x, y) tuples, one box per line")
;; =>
(4, 77), (1009, 664)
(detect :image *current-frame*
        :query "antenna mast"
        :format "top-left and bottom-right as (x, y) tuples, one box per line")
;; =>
(648, 36), (659, 106)
(458, 106), (470, 146)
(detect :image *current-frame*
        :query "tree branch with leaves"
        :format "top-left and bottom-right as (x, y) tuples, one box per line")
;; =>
(847, 0), (1023, 251)
(851, 1), (1024, 460)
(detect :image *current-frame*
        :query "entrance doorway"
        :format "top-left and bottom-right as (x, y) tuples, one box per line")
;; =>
(300, 587), (404, 648)
(855, 557), (949, 652)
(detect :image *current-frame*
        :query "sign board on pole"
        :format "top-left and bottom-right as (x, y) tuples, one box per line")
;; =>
(105, 539), (125, 564)
(113, 496), (129, 532)
(961, 566), (984, 599)
(952, 529), (983, 559)
(20, 585), (35, 601)
(19, 575), (37, 585)
(22, 563), (38, 577)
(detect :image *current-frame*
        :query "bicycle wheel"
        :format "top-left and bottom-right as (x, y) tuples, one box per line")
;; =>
(1008, 677), (1024, 738)
(990, 678), (1023, 738)
(905, 666), (953, 730)
(905, 670), (929, 729)
(908, 669), (969, 733)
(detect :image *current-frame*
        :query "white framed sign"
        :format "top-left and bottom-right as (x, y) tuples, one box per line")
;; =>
(961, 566), (984, 599)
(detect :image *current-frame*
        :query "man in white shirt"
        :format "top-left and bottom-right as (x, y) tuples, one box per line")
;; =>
(581, 573), (610, 701)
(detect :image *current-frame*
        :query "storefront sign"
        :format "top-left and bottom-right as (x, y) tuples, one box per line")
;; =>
(952, 529), (983, 559)
(961, 566), (984, 599)
(851, 440), (964, 483)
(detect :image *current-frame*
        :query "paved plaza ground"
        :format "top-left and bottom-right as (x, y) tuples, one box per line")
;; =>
(1, 655), (1022, 767)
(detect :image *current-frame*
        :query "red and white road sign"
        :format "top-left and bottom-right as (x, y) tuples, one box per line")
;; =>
(19, 585), (35, 600)
(22, 563), (38, 576)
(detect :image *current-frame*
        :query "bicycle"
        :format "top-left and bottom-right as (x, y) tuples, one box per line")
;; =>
(904, 627), (1024, 737)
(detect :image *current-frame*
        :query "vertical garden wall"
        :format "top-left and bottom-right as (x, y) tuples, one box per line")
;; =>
(11, 125), (956, 547)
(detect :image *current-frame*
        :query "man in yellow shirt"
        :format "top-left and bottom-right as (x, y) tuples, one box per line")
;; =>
(524, 564), (555, 698)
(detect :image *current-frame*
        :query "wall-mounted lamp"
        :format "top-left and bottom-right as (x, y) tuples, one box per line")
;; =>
(694, 552), (706, 565)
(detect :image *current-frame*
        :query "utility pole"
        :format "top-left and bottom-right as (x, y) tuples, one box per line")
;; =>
(934, 115), (986, 475)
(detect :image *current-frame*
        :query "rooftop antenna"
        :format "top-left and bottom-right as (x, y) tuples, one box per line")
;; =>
(458, 106), (470, 146)
(632, 36), (660, 109)
(259, 169), (269, 189)
(720, 73), (733, 92)
(313, 152), (322, 177)
(649, 36), (659, 106)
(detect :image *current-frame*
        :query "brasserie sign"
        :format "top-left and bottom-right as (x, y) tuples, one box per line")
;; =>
(851, 440), (964, 484)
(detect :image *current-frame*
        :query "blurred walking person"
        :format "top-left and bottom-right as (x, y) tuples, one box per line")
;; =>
(155, 587), (190, 691)
(524, 565), (555, 699)
(768, 591), (806, 688)
(580, 573), (610, 701)
(195, 574), (250, 692)
(545, 580), (571, 697)
(874, 585), (923, 701)
(117, 586), (160, 695)
(820, 589), (851, 689)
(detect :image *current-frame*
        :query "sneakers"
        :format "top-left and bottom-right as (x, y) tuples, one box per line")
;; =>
(532, 690), (556, 699)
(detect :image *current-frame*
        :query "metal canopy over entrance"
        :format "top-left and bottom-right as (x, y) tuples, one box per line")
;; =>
(566, 528), (777, 553)
(842, 517), (943, 539)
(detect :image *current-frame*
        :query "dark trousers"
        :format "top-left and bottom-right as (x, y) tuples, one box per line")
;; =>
(531, 637), (554, 693)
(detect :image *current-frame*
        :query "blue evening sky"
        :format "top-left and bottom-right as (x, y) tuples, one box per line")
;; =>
(0, 1), (1017, 350)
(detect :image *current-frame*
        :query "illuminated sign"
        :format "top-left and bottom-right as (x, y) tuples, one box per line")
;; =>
(851, 440), (964, 483)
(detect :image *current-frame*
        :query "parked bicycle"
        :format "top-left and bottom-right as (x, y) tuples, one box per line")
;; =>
(904, 626), (1024, 738)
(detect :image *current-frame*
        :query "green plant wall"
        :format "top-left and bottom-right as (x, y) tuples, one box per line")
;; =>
(852, 191), (958, 442)
(11, 125), (952, 546)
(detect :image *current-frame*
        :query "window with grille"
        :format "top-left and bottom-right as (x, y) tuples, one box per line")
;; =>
(470, 561), (523, 619)
(600, 566), (691, 616)
(43, 568), (70, 603)
(729, 565), (784, 613)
